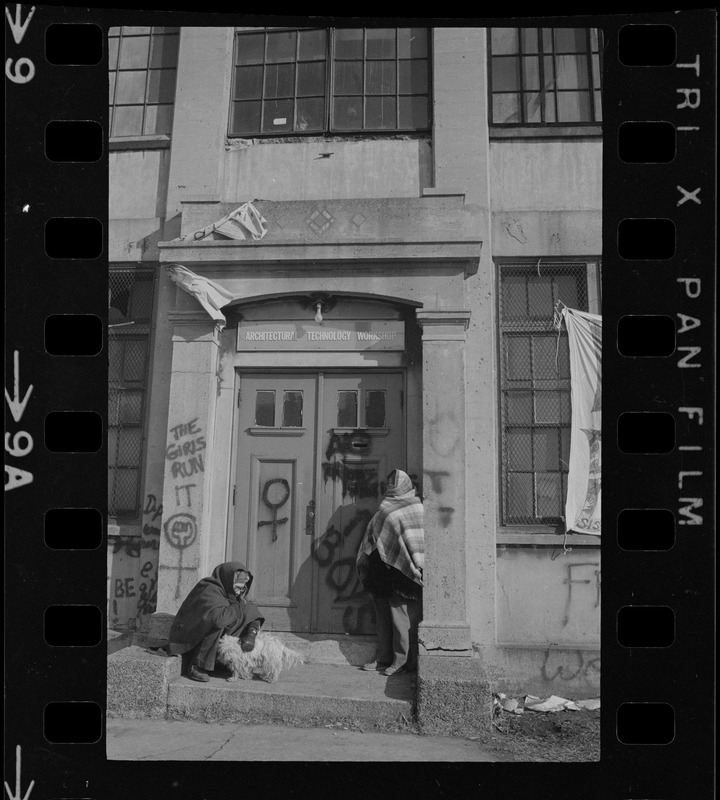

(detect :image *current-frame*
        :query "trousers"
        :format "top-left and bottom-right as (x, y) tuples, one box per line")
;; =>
(371, 594), (422, 670)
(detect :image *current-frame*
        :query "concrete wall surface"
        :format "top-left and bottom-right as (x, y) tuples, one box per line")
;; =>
(222, 138), (432, 201)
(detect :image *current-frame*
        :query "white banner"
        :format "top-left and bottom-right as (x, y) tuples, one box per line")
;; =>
(562, 307), (602, 535)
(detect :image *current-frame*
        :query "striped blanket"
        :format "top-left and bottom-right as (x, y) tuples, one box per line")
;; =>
(357, 470), (424, 586)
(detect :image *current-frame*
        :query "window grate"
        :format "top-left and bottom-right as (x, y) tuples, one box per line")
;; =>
(108, 270), (154, 519)
(498, 262), (595, 526)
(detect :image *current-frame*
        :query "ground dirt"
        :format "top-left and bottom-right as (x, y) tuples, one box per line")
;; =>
(474, 708), (601, 762)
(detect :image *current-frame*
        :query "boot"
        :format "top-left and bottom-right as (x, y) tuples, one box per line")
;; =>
(240, 626), (259, 652)
(188, 664), (210, 682)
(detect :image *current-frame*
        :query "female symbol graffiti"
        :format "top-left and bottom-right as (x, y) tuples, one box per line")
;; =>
(163, 513), (198, 599)
(258, 478), (290, 542)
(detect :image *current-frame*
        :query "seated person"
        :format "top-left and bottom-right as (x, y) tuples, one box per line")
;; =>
(166, 561), (264, 682)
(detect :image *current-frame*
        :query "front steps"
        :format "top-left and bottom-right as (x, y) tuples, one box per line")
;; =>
(168, 662), (415, 730)
(108, 642), (416, 732)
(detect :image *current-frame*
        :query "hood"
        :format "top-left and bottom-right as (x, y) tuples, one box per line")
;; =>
(384, 469), (415, 499)
(212, 561), (254, 597)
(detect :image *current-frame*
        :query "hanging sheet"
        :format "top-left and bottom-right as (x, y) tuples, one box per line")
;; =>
(562, 307), (602, 535)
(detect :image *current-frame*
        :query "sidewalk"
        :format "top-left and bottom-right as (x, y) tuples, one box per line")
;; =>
(107, 718), (511, 762)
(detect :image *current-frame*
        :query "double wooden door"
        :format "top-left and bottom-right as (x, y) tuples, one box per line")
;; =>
(233, 371), (404, 634)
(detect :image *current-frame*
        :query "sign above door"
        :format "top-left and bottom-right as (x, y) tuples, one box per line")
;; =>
(237, 320), (405, 352)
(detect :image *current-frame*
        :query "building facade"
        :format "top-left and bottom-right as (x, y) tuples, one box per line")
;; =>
(108, 25), (602, 712)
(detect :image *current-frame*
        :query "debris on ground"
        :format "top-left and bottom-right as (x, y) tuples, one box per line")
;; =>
(486, 691), (601, 761)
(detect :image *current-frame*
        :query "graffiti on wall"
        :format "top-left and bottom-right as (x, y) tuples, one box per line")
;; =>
(562, 562), (601, 628)
(164, 417), (207, 598)
(109, 493), (162, 630)
(541, 649), (601, 684)
(257, 478), (290, 542)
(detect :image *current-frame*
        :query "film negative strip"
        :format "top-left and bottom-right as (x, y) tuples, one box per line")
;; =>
(4, 7), (715, 798)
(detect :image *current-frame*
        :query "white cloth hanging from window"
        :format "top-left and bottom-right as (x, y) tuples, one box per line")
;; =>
(562, 307), (602, 535)
(167, 265), (237, 331)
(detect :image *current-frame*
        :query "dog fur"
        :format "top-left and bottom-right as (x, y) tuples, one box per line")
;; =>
(217, 632), (303, 683)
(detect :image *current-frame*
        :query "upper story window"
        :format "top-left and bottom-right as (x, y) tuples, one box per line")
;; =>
(229, 27), (430, 136)
(489, 28), (602, 126)
(109, 26), (179, 138)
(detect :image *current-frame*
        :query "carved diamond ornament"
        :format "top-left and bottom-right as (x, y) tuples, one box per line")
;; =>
(306, 208), (335, 235)
(351, 213), (366, 229)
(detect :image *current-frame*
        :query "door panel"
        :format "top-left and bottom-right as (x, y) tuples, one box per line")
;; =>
(315, 373), (404, 634)
(234, 375), (316, 631)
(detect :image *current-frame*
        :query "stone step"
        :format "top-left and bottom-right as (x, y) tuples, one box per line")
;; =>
(269, 632), (376, 666)
(167, 662), (415, 731)
(134, 631), (378, 666)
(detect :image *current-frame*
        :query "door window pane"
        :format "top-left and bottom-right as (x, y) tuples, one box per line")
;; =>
(337, 391), (358, 427)
(492, 57), (520, 91)
(365, 391), (386, 427)
(147, 68), (177, 103)
(143, 104), (174, 134)
(149, 33), (178, 68)
(282, 391), (303, 427)
(255, 391), (275, 426)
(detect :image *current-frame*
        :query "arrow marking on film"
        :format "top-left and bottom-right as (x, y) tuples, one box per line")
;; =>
(5, 350), (33, 423)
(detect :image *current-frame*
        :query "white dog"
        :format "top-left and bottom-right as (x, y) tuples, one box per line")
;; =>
(217, 632), (303, 683)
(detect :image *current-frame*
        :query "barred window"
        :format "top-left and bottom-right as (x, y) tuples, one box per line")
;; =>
(109, 26), (179, 137)
(108, 270), (155, 519)
(230, 27), (430, 136)
(498, 262), (600, 526)
(489, 28), (602, 125)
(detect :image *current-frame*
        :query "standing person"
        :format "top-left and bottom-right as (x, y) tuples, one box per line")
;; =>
(166, 561), (265, 682)
(356, 469), (424, 676)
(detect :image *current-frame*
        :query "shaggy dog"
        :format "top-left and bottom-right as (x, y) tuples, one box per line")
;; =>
(217, 632), (303, 683)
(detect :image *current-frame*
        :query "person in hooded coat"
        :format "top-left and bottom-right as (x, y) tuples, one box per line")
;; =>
(356, 469), (424, 676)
(166, 561), (265, 682)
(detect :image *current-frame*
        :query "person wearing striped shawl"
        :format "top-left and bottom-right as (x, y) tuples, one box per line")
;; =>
(356, 469), (424, 676)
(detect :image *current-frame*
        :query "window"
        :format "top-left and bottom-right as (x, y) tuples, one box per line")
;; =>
(498, 262), (600, 526)
(109, 27), (179, 137)
(489, 28), (602, 125)
(108, 270), (155, 518)
(230, 27), (430, 136)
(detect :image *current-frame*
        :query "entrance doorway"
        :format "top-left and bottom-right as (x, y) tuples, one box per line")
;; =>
(232, 371), (405, 635)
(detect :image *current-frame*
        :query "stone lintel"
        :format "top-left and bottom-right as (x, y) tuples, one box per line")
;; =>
(159, 240), (481, 276)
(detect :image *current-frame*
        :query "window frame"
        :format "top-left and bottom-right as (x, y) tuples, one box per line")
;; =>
(108, 26), (180, 142)
(228, 26), (433, 138)
(495, 259), (602, 532)
(488, 27), (603, 130)
(108, 268), (157, 524)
